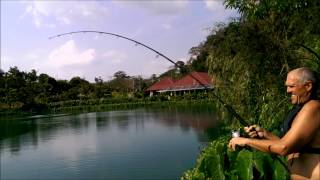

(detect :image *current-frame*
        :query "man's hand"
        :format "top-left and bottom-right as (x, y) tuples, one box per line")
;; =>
(244, 125), (265, 138)
(228, 137), (249, 151)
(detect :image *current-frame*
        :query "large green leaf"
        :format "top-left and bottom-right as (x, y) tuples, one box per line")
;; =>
(206, 153), (225, 180)
(252, 152), (266, 179)
(252, 151), (275, 179)
(235, 149), (253, 180)
(225, 169), (239, 180)
(203, 140), (226, 180)
(272, 156), (289, 180)
(226, 149), (239, 172)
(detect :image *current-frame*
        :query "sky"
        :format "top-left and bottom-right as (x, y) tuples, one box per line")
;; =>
(1, 0), (238, 82)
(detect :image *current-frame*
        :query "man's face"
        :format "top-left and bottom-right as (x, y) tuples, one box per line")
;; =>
(285, 73), (308, 104)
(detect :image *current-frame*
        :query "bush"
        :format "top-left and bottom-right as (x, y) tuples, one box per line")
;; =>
(181, 136), (289, 180)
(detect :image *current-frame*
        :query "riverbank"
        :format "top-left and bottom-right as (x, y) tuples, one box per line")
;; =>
(48, 99), (216, 114)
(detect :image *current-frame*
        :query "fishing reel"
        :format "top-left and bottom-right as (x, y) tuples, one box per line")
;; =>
(230, 129), (252, 152)
(231, 126), (261, 138)
(231, 129), (242, 138)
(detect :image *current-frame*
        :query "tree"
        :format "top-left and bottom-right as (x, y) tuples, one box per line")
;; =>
(0, 68), (4, 77)
(93, 76), (103, 98)
(107, 71), (133, 94)
(183, 0), (320, 179)
(113, 71), (128, 79)
(94, 76), (103, 84)
(26, 69), (37, 83)
(6, 66), (26, 89)
(68, 76), (92, 99)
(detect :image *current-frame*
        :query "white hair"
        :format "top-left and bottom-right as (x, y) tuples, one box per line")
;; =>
(290, 67), (316, 84)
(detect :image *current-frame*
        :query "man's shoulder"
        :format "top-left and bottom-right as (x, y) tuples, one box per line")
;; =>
(302, 100), (320, 116)
(305, 100), (320, 108)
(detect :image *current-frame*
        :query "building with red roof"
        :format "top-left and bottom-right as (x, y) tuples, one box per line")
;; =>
(145, 72), (213, 96)
(169, 71), (213, 91)
(145, 77), (175, 96)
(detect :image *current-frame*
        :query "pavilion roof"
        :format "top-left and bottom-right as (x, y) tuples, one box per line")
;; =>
(145, 72), (213, 92)
(169, 71), (212, 91)
(145, 77), (175, 91)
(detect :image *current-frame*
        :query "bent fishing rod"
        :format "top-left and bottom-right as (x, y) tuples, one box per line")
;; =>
(49, 30), (289, 171)
(49, 30), (249, 126)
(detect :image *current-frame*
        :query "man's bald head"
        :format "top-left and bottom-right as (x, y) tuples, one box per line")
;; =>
(288, 67), (316, 84)
(288, 67), (318, 99)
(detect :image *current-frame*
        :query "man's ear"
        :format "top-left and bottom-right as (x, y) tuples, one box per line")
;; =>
(305, 80), (313, 91)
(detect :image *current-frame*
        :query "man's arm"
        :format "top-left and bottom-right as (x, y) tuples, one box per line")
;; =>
(230, 101), (320, 156)
(229, 137), (288, 155)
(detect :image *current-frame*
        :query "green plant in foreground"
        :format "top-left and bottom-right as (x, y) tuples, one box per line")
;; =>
(181, 136), (289, 180)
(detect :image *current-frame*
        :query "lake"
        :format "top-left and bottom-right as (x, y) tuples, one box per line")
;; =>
(0, 107), (218, 180)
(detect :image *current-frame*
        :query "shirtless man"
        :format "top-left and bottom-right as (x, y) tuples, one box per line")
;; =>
(228, 67), (320, 179)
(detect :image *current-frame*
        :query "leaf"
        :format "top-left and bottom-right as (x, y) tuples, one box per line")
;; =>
(227, 149), (239, 171)
(272, 156), (290, 180)
(235, 149), (253, 180)
(199, 139), (227, 180)
(225, 169), (239, 180)
(205, 153), (225, 180)
(252, 152), (266, 178)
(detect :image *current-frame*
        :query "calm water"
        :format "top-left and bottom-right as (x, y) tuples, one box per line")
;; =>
(0, 107), (218, 180)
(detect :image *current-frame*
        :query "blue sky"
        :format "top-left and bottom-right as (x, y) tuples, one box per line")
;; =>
(1, 0), (238, 82)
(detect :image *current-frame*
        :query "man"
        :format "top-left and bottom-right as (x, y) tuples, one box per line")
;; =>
(228, 67), (320, 180)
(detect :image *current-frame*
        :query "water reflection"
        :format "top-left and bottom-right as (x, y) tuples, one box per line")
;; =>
(0, 108), (218, 154)
(0, 107), (219, 180)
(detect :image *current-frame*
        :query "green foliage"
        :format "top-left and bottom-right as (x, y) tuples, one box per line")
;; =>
(182, 137), (289, 180)
(194, 0), (320, 130)
(182, 0), (320, 179)
(236, 150), (253, 180)
(0, 68), (154, 113)
(182, 137), (228, 180)
(272, 157), (289, 180)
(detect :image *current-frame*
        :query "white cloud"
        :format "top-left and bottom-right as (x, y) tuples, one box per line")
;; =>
(48, 40), (96, 68)
(102, 50), (127, 65)
(21, 2), (56, 28)
(204, 0), (225, 11)
(114, 1), (189, 16)
(21, 1), (109, 28)
(142, 1), (189, 15)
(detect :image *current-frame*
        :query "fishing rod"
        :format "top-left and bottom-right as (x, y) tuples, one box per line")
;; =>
(49, 30), (289, 172)
(49, 30), (249, 126)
